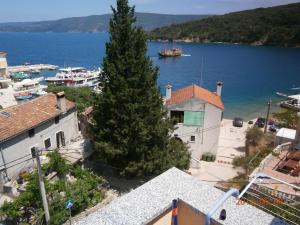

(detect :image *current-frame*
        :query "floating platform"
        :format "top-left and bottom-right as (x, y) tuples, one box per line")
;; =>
(8, 64), (58, 73)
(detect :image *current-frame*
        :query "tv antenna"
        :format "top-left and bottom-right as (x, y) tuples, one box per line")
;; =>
(200, 56), (204, 87)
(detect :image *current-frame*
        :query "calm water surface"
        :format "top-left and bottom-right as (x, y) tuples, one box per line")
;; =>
(1, 32), (300, 119)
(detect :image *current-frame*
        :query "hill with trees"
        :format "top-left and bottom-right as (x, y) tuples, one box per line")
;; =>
(149, 3), (300, 47)
(0, 13), (210, 32)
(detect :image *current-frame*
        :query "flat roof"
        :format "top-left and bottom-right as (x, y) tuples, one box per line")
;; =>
(74, 168), (288, 225)
(288, 94), (300, 100)
(276, 128), (296, 140)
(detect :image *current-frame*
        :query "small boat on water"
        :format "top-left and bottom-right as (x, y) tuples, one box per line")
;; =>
(276, 92), (288, 97)
(158, 48), (182, 58)
(10, 72), (31, 81)
(29, 69), (41, 74)
(291, 87), (300, 90)
(15, 94), (33, 101)
(30, 89), (47, 96)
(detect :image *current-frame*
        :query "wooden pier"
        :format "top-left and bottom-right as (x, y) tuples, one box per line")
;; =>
(8, 64), (58, 73)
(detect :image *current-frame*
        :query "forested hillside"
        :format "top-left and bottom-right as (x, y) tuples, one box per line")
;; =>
(149, 3), (300, 47)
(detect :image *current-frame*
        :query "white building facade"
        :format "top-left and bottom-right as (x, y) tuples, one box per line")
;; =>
(0, 93), (79, 188)
(165, 83), (224, 165)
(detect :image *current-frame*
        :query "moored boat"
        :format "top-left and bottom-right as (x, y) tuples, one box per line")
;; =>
(15, 94), (33, 100)
(158, 48), (182, 58)
(10, 72), (31, 81)
(45, 67), (101, 90)
(276, 92), (288, 97)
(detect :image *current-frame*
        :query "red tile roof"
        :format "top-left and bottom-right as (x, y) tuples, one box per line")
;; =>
(166, 84), (224, 110)
(0, 93), (75, 142)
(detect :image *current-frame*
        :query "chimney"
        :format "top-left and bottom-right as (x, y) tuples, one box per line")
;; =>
(56, 92), (66, 113)
(216, 81), (223, 96)
(166, 83), (172, 100)
(295, 112), (300, 145)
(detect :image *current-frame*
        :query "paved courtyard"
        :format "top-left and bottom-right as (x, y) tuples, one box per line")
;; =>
(189, 118), (254, 184)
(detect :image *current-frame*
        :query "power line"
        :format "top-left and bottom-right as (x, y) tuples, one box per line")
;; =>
(4, 157), (34, 170)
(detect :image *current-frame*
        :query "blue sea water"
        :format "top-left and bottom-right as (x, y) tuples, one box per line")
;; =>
(1, 32), (300, 119)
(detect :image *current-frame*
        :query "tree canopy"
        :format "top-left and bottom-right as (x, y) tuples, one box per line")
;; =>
(92, 0), (190, 177)
(149, 3), (300, 47)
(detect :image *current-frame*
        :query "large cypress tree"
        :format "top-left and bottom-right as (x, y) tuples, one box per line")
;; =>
(92, 0), (190, 176)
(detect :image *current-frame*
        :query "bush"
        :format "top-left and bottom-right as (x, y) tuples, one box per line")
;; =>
(246, 127), (264, 147)
(46, 85), (96, 113)
(0, 154), (103, 225)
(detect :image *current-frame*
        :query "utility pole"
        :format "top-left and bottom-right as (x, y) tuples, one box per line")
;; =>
(32, 147), (50, 223)
(264, 100), (272, 134)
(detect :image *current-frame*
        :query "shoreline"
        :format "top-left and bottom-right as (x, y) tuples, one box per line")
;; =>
(148, 39), (300, 48)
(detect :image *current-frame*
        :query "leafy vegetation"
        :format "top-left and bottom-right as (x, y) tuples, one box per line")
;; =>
(233, 147), (272, 170)
(0, 13), (210, 32)
(149, 3), (300, 47)
(245, 127), (264, 148)
(46, 85), (96, 113)
(273, 108), (298, 129)
(0, 152), (103, 225)
(92, 0), (190, 177)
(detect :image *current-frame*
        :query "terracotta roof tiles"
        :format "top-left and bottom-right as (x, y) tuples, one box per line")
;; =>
(0, 93), (75, 142)
(166, 84), (224, 110)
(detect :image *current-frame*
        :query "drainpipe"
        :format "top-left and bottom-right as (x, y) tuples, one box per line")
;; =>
(0, 147), (10, 182)
(205, 188), (239, 225)
(171, 199), (178, 225)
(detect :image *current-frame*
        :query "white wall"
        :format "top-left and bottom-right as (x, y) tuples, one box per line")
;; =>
(168, 99), (222, 163)
(202, 103), (222, 156)
(0, 109), (79, 184)
(0, 57), (8, 78)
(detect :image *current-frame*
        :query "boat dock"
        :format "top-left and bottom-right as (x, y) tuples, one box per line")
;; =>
(8, 64), (58, 73)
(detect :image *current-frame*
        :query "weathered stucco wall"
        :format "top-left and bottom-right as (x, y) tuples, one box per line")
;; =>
(0, 108), (79, 184)
(168, 98), (222, 165)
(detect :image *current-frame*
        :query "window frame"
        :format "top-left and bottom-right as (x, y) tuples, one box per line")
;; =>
(44, 138), (51, 150)
(190, 136), (196, 142)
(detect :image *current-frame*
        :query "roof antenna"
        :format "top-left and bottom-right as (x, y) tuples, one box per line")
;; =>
(200, 56), (204, 87)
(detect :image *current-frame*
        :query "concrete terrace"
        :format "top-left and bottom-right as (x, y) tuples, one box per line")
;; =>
(73, 168), (288, 225)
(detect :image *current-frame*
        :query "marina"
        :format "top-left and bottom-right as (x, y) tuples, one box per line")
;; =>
(45, 67), (102, 90)
(8, 64), (58, 73)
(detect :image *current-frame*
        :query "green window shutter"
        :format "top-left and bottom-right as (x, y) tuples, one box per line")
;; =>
(184, 111), (204, 126)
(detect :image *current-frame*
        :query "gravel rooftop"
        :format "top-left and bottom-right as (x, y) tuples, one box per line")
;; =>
(74, 167), (289, 225)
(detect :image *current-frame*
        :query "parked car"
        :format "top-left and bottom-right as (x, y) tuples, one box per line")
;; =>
(269, 124), (279, 132)
(233, 117), (243, 127)
(255, 117), (266, 128)
(269, 122), (281, 132)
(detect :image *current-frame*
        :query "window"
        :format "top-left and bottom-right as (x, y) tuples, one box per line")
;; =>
(184, 111), (204, 126)
(44, 138), (51, 149)
(28, 128), (35, 137)
(56, 131), (66, 148)
(170, 111), (184, 123)
(30, 147), (37, 158)
(54, 116), (60, 124)
(190, 136), (195, 142)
